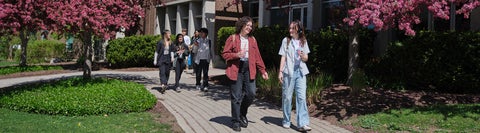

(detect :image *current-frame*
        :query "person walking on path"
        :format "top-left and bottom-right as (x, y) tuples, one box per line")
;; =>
(194, 28), (212, 91)
(222, 16), (269, 132)
(182, 29), (191, 72)
(189, 29), (200, 75)
(154, 30), (175, 93)
(173, 33), (189, 92)
(278, 20), (312, 132)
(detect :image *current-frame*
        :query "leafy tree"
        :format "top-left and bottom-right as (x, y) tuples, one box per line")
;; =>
(343, 0), (479, 84)
(0, 0), (53, 66)
(46, 0), (144, 78)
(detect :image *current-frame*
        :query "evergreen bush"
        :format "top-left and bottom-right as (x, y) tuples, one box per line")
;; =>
(106, 35), (160, 68)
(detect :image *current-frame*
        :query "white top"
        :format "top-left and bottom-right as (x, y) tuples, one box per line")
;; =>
(240, 36), (249, 61)
(184, 35), (191, 46)
(291, 39), (302, 66)
(278, 37), (310, 76)
(194, 37), (211, 64)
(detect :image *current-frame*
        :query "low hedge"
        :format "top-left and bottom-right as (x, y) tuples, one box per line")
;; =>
(0, 77), (157, 116)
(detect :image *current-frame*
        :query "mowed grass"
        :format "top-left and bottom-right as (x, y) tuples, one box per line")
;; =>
(0, 65), (63, 75)
(0, 108), (171, 132)
(345, 104), (480, 132)
(0, 60), (18, 67)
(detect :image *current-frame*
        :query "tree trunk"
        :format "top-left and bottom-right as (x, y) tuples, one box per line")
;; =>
(82, 31), (93, 79)
(19, 30), (28, 67)
(347, 33), (359, 85)
(7, 37), (13, 61)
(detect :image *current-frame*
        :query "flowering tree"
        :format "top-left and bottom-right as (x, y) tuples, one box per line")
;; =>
(344, 0), (480, 36)
(47, 0), (144, 78)
(0, 0), (53, 66)
(342, 0), (479, 85)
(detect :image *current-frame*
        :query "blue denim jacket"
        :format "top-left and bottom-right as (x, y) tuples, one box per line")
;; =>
(278, 37), (310, 76)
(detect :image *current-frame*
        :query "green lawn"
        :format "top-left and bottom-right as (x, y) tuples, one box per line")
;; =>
(0, 108), (171, 132)
(0, 77), (171, 132)
(345, 104), (480, 132)
(0, 60), (18, 67)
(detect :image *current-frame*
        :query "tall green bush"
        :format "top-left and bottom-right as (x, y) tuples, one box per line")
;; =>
(216, 26), (375, 82)
(365, 31), (480, 93)
(106, 35), (160, 68)
(216, 27), (236, 60)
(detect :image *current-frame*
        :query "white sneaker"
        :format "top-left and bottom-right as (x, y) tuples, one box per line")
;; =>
(298, 125), (312, 131)
(196, 85), (201, 90)
(202, 87), (208, 91)
(282, 124), (290, 129)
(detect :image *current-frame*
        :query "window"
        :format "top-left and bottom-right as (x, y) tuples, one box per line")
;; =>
(269, 0), (308, 28)
(249, 1), (259, 25)
(322, 0), (346, 29)
(290, 7), (307, 25)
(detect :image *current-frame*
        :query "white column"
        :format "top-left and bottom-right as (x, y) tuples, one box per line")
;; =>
(188, 2), (195, 36)
(154, 14), (161, 35)
(176, 5), (183, 34)
(201, 0), (207, 28)
(450, 2), (456, 31)
(307, 0), (313, 30)
(258, 0), (264, 28)
(165, 7), (171, 31)
(471, 8), (480, 31)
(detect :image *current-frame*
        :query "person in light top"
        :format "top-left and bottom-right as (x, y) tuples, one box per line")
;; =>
(278, 20), (312, 132)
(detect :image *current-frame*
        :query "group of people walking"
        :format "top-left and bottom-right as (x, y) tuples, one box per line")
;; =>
(154, 28), (211, 93)
(154, 16), (312, 132)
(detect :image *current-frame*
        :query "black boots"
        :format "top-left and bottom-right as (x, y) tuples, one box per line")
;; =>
(232, 122), (241, 132)
(240, 116), (248, 127)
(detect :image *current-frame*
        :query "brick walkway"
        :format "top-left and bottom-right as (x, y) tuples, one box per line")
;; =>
(0, 68), (351, 133)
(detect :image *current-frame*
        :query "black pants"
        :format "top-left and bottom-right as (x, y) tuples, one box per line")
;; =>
(195, 59), (209, 87)
(231, 61), (256, 123)
(175, 59), (186, 88)
(159, 62), (171, 85)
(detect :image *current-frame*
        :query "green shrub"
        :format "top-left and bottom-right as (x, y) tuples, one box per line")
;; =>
(252, 25), (289, 69)
(0, 77), (157, 116)
(365, 31), (480, 93)
(216, 26), (374, 83)
(216, 27), (236, 60)
(306, 72), (333, 105)
(0, 65), (63, 75)
(107, 35), (160, 68)
(256, 69), (333, 106)
(256, 69), (282, 105)
(15, 40), (65, 64)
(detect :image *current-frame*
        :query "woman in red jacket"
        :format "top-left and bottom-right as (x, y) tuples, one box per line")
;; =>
(222, 16), (269, 132)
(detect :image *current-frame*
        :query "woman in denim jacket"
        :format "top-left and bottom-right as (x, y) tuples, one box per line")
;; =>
(278, 20), (312, 132)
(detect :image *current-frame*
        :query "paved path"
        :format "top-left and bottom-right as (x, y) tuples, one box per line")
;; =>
(0, 68), (351, 133)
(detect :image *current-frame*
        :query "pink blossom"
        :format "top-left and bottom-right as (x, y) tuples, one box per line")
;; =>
(345, 0), (479, 36)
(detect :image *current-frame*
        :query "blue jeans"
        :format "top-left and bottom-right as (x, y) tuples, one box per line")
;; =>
(282, 68), (309, 127)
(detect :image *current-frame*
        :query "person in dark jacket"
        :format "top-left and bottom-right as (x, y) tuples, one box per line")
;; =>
(154, 30), (174, 93)
(222, 16), (269, 132)
(173, 33), (189, 92)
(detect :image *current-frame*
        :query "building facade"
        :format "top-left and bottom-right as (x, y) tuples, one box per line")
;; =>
(147, 0), (479, 66)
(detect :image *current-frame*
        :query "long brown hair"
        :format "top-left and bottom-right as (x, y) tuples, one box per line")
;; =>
(287, 20), (306, 47)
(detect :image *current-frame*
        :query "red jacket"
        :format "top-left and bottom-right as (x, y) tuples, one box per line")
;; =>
(222, 34), (267, 80)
